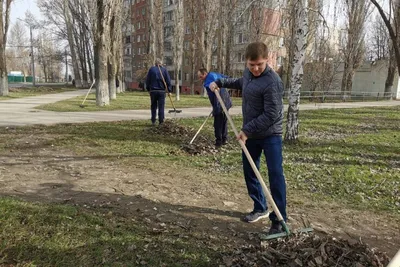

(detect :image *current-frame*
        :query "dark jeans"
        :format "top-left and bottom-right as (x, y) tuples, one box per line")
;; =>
(150, 91), (166, 124)
(214, 112), (228, 145)
(242, 135), (287, 222)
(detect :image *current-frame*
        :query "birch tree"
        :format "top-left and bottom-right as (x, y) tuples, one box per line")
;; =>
(173, 0), (184, 101)
(0, 0), (12, 96)
(285, 0), (308, 141)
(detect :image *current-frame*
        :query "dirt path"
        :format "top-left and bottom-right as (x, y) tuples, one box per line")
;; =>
(0, 144), (398, 258)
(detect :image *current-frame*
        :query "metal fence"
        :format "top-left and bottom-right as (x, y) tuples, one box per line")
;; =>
(288, 91), (395, 102)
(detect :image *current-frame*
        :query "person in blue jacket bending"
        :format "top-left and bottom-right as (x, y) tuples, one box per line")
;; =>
(197, 68), (232, 148)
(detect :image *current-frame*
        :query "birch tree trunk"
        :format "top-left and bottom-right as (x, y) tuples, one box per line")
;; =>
(94, 0), (110, 106)
(285, 0), (308, 142)
(173, 0), (184, 101)
(108, 13), (117, 100)
(0, 0), (12, 96)
(148, 0), (156, 64)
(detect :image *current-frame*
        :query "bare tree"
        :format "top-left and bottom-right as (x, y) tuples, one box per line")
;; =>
(173, 0), (184, 101)
(0, 0), (12, 96)
(7, 21), (30, 77)
(340, 0), (370, 96)
(370, 0), (400, 98)
(285, 0), (308, 141)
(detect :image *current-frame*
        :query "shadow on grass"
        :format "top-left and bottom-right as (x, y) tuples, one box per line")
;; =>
(0, 181), (258, 266)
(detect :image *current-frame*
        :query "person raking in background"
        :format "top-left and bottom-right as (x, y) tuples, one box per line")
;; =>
(197, 68), (232, 148)
(146, 58), (172, 126)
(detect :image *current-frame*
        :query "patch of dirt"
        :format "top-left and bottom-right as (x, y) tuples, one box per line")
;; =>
(0, 135), (399, 263)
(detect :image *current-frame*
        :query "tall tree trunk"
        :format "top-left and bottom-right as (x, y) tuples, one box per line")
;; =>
(148, 0), (156, 64)
(86, 37), (93, 82)
(173, 0), (184, 101)
(0, 0), (11, 96)
(285, 0), (308, 142)
(94, 0), (110, 106)
(64, 0), (82, 88)
(385, 47), (396, 98)
(108, 14), (117, 100)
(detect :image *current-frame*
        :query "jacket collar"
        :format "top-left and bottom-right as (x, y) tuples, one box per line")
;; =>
(245, 65), (271, 79)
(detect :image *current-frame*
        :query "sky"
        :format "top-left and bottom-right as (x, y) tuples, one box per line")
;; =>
(9, 0), (42, 29)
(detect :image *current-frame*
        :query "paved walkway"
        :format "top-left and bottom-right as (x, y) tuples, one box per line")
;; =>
(1, 90), (399, 127)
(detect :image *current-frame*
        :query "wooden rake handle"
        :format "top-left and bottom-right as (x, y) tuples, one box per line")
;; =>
(214, 89), (284, 222)
(189, 111), (213, 145)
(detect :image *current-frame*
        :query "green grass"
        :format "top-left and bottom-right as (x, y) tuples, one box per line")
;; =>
(1, 106), (399, 213)
(0, 197), (218, 266)
(0, 86), (77, 100)
(36, 91), (243, 112)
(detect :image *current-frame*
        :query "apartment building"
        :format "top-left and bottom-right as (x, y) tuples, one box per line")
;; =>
(123, 0), (285, 93)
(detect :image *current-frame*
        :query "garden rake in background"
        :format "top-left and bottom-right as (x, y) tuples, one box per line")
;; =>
(79, 79), (96, 108)
(189, 111), (213, 145)
(214, 89), (313, 240)
(158, 65), (182, 114)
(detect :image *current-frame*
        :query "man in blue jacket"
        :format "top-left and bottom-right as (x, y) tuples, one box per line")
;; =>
(197, 68), (232, 148)
(146, 58), (172, 125)
(209, 42), (286, 235)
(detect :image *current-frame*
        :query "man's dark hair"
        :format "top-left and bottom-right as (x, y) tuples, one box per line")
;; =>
(198, 68), (208, 74)
(245, 42), (269, 60)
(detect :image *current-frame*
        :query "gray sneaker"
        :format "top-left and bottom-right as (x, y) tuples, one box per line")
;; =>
(244, 211), (269, 223)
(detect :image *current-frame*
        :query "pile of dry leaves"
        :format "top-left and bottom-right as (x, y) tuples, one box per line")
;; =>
(148, 121), (222, 155)
(222, 233), (390, 267)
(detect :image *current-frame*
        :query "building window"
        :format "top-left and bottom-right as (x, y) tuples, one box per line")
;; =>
(164, 11), (173, 21)
(142, 8), (145, 15)
(125, 48), (131, 55)
(212, 55), (217, 66)
(125, 36), (131, 44)
(164, 42), (171, 51)
(138, 22), (141, 29)
(237, 53), (245, 62)
(185, 26), (190, 34)
(184, 41), (189, 50)
(164, 56), (173, 66)
(138, 47), (141, 55)
(164, 26), (173, 37)
(185, 73), (189, 81)
(185, 57), (189, 66)
(237, 33), (248, 44)
(137, 35), (141, 42)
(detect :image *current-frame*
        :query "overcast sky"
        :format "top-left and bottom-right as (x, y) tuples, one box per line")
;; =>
(10, 0), (42, 28)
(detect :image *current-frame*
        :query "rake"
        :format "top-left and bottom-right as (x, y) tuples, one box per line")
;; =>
(79, 79), (96, 108)
(214, 89), (313, 240)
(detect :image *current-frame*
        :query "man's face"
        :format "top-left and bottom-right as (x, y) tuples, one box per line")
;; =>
(197, 71), (207, 82)
(246, 57), (268, 77)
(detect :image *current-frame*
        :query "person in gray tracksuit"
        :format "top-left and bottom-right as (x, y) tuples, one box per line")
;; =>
(209, 42), (286, 235)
